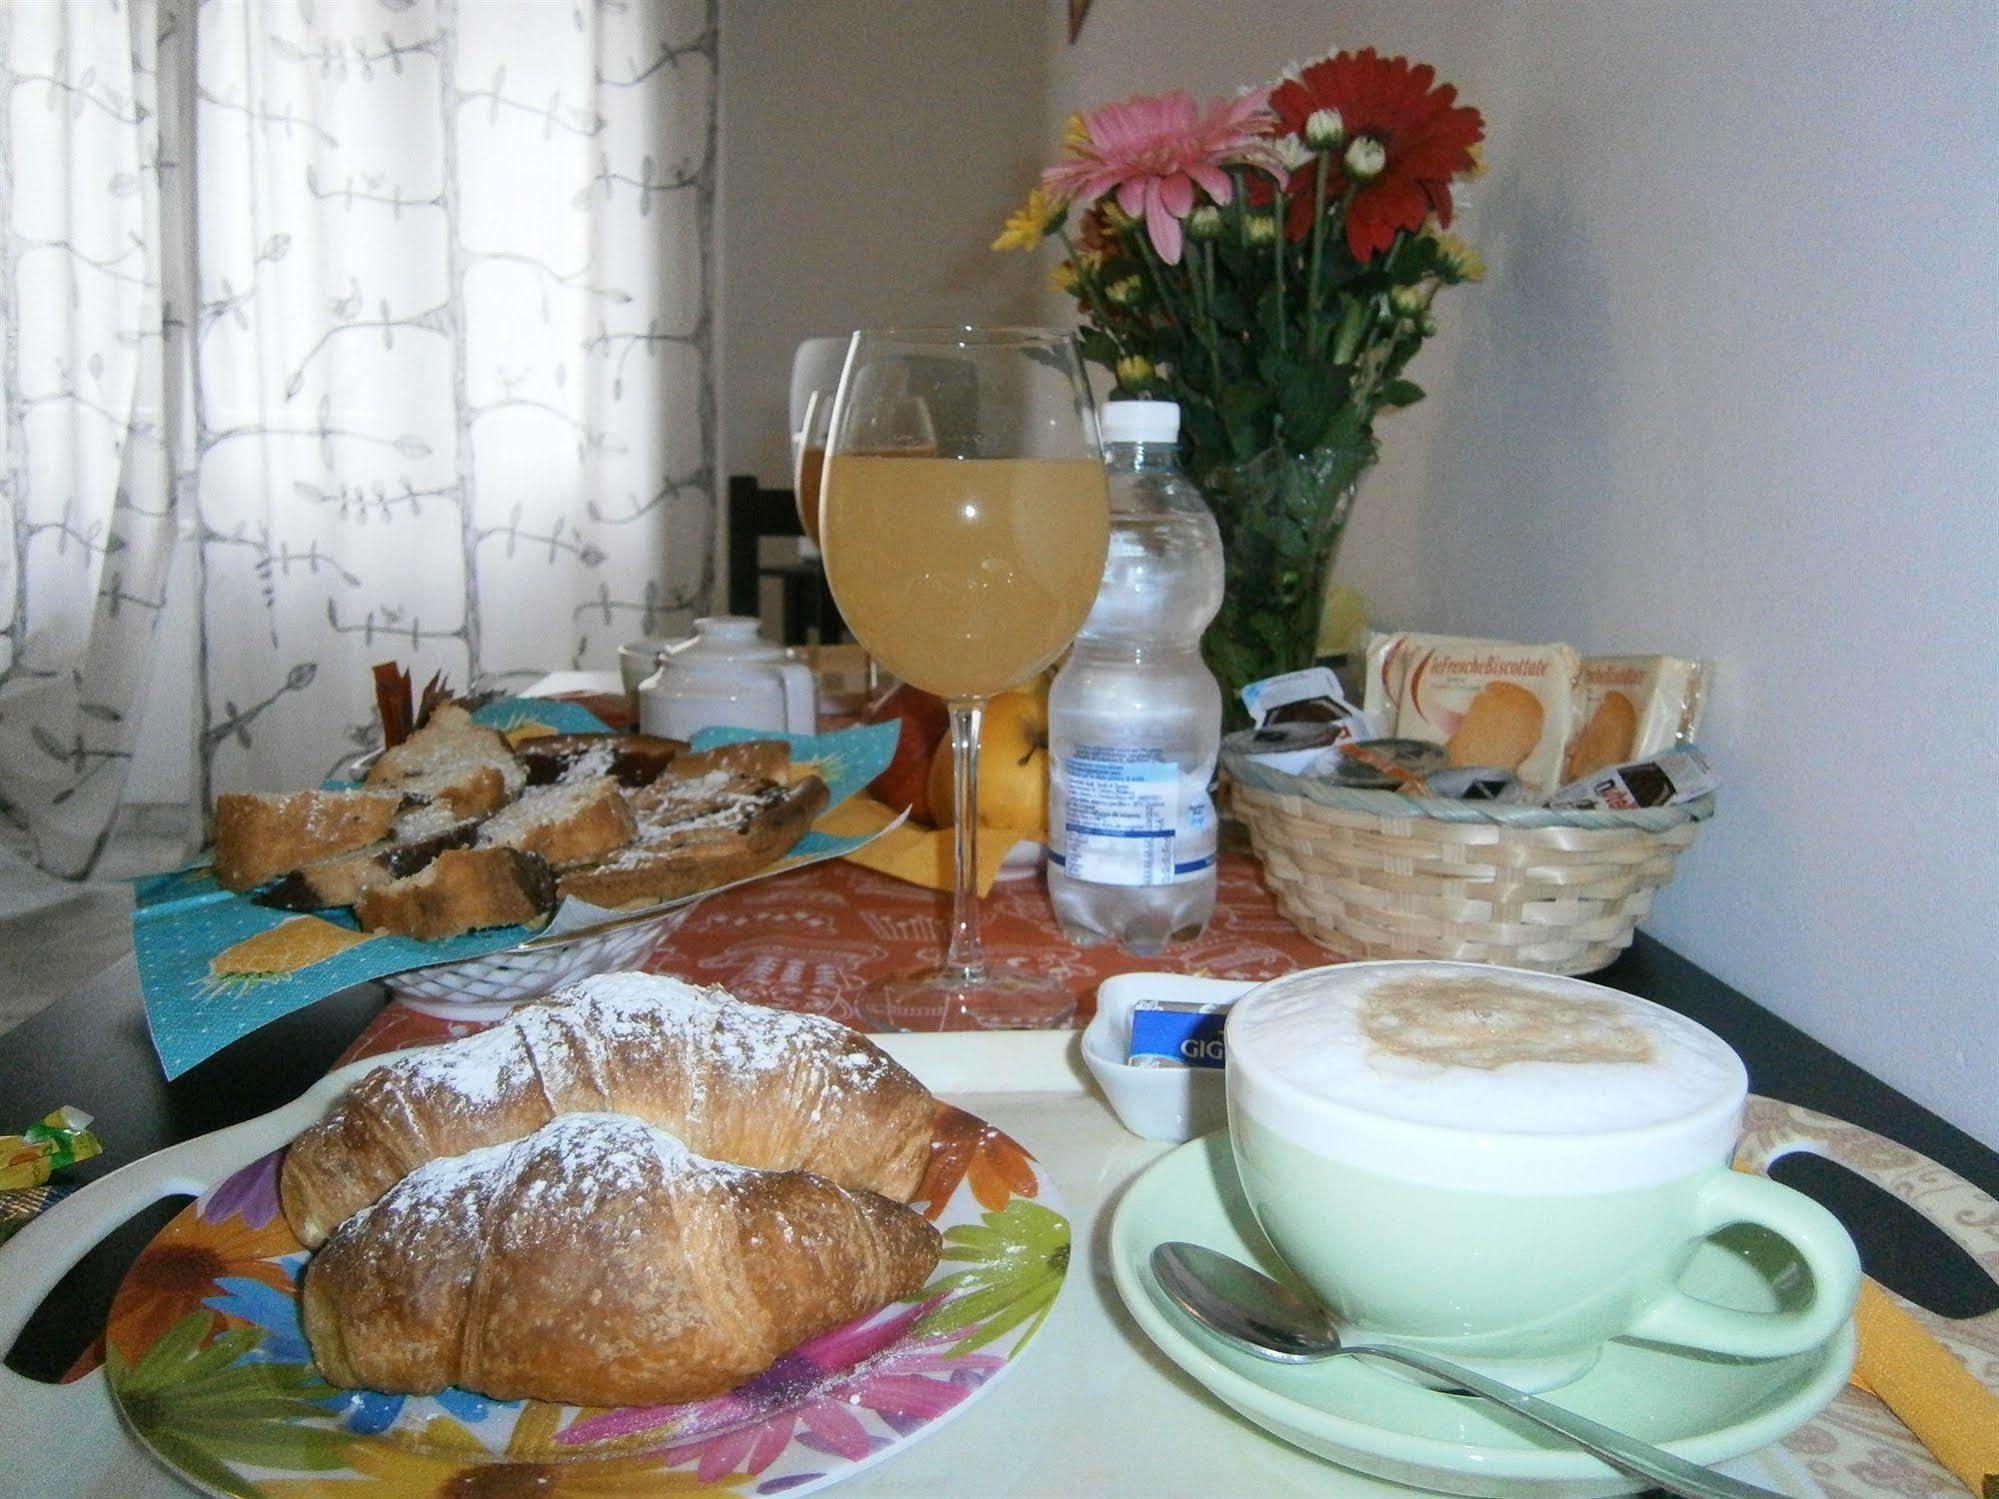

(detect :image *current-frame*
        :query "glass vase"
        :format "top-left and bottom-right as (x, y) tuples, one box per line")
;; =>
(1195, 441), (1376, 729)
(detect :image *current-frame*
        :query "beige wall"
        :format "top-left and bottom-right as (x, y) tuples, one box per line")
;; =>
(711, 1), (1998, 1146)
(1044, 0), (1999, 1145)
(717, 0), (1052, 487)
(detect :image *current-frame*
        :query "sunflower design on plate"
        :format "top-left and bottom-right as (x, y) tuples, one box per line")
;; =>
(103, 1107), (1067, 1498)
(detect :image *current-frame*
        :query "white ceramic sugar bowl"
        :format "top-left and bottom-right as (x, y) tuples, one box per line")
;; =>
(639, 617), (817, 740)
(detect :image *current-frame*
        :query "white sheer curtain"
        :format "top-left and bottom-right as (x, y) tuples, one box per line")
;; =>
(0, 0), (717, 877)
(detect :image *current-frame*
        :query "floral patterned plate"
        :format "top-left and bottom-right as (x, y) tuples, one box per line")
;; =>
(104, 1102), (1067, 1498)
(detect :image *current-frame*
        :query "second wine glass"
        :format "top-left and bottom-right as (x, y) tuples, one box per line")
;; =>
(819, 328), (1109, 1031)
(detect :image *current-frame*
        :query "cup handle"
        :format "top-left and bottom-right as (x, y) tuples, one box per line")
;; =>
(776, 660), (817, 733)
(1627, 1168), (1861, 1358)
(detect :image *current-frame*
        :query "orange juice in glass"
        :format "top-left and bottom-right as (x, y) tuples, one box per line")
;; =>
(793, 438), (828, 547)
(822, 454), (1106, 698)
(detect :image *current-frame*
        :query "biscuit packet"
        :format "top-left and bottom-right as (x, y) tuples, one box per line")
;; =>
(1362, 632), (1582, 797)
(1563, 655), (1709, 783)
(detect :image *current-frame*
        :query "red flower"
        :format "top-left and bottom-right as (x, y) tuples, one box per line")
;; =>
(1270, 49), (1483, 260)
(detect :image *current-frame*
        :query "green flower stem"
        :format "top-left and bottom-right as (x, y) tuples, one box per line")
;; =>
(1184, 234), (1208, 322)
(1271, 170), (1288, 358)
(1196, 242), (1225, 390)
(1135, 233), (1199, 346)
(1306, 153), (1329, 356)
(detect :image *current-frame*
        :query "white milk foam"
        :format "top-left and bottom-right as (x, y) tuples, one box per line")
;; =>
(1227, 963), (1747, 1191)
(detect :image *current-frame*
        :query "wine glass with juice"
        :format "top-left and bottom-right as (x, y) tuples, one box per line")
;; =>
(796, 367), (937, 548)
(789, 337), (846, 550)
(819, 328), (1109, 1030)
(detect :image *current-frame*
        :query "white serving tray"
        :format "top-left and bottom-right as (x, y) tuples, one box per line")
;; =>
(0, 1030), (1820, 1498)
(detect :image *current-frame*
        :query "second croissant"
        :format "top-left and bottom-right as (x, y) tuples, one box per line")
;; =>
(301, 1111), (942, 1407)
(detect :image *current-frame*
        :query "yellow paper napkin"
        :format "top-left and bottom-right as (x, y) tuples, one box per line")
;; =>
(816, 796), (1016, 895)
(1849, 1277), (1999, 1495)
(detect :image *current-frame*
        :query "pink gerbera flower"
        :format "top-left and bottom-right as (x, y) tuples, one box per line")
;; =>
(557, 1301), (1006, 1485)
(1042, 90), (1281, 264)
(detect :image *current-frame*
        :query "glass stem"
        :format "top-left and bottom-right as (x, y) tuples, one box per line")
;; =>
(944, 698), (986, 981)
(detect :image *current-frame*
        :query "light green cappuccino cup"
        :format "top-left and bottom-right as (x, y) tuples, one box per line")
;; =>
(1225, 961), (1860, 1392)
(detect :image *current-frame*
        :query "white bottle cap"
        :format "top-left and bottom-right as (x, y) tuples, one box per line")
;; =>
(1100, 400), (1180, 444)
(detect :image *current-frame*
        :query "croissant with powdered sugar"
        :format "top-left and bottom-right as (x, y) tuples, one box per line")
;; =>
(279, 974), (936, 1248)
(301, 1112), (941, 1406)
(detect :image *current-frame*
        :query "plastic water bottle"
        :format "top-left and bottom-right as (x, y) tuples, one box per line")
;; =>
(1048, 400), (1225, 953)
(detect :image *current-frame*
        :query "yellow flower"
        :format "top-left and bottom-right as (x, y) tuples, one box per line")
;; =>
(1114, 354), (1156, 388)
(1390, 284), (1430, 316)
(1105, 275), (1142, 305)
(991, 183), (1060, 253)
(1464, 141), (1488, 180)
(1061, 111), (1091, 155)
(1051, 240), (1108, 293)
(1434, 231), (1484, 281)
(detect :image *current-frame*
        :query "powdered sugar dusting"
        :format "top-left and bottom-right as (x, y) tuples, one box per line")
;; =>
(260, 790), (398, 838)
(478, 776), (624, 849)
(551, 971), (892, 1089)
(325, 971), (928, 1229)
(351, 1132), (521, 1233)
(624, 771), (786, 844)
(555, 740), (618, 783)
(345, 1112), (754, 1245)
(376, 971), (900, 1123)
(369, 704), (526, 794)
(393, 803), (478, 846)
(387, 1022), (536, 1121)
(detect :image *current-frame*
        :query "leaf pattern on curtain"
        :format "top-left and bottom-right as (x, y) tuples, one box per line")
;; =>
(0, 0), (179, 878)
(0, 0), (718, 876)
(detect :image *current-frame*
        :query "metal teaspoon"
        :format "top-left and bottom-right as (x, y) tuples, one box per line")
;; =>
(1150, 1242), (1786, 1499)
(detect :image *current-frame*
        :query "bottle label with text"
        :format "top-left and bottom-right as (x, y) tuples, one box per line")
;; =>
(1051, 746), (1217, 887)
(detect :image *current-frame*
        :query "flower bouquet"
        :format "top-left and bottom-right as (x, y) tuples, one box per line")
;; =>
(997, 49), (1485, 721)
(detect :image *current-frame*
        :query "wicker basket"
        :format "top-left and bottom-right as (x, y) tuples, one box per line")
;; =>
(1223, 747), (1715, 975)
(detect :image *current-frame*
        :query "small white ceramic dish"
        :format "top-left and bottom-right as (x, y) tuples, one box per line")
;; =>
(1083, 973), (1257, 1141)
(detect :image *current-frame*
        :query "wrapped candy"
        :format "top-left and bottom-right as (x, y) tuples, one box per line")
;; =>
(0, 1105), (101, 1191)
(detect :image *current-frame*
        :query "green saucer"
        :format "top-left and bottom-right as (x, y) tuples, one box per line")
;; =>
(1109, 1132), (1855, 1498)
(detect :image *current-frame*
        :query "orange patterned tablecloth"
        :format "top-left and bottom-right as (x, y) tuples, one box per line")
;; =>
(339, 850), (1342, 1063)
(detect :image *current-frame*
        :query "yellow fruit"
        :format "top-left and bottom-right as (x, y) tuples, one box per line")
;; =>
(1011, 668), (1054, 701)
(927, 690), (1048, 838)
